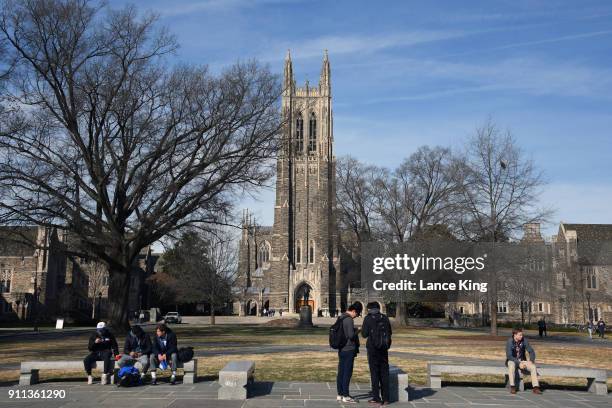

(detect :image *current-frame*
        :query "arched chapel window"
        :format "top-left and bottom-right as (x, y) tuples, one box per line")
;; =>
(295, 114), (304, 153)
(308, 240), (315, 264)
(295, 240), (302, 264)
(308, 112), (317, 153)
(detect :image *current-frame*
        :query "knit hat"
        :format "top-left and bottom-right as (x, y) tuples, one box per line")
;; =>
(96, 321), (106, 330)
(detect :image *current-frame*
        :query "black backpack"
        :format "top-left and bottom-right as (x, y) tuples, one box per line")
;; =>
(178, 346), (194, 363)
(369, 314), (392, 351)
(329, 315), (348, 349)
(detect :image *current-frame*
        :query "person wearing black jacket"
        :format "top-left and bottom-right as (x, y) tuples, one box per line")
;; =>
(361, 302), (392, 405)
(150, 323), (179, 385)
(83, 322), (119, 385)
(118, 325), (152, 378)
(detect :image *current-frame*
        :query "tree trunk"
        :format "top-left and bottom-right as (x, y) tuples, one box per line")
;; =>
(393, 302), (408, 327)
(490, 300), (498, 336)
(210, 305), (216, 325)
(108, 268), (131, 330)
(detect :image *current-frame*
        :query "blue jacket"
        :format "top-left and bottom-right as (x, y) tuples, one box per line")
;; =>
(505, 337), (536, 366)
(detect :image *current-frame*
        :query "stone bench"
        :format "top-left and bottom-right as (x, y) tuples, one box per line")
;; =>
(388, 364), (409, 402)
(427, 363), (608, 395)
(20, 360), (118, 385)
(218, 360), (255, 400)
(175, 359), (198, 384)
(20, 358), (197, 385)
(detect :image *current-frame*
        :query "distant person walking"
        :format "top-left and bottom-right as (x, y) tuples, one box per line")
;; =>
(150, 323), (179, 385)
(505, 328), (541, 395)
(362, 302), (392, 405)
(587, 320), (594, 340)
(537, 319), (546, 338)
(597, 319), (606, 338)
(333, 304), (360, 404)
(83, 322), (119, 385)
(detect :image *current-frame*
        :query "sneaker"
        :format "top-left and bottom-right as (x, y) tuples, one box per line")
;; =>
(367, 398), (382, 404)
(337, 395), (342, 401)
(510, 386), (517, 394)
(533, 387), (542, 394)
(101, 374), (108, 385)
(151, 378), (157, 385)
(170, 374), (176, 385)
(87, 375), (93, 385)
(342, 396), (358, 404)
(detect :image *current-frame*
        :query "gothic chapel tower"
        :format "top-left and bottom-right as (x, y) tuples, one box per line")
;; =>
(267, 51), (341, 316)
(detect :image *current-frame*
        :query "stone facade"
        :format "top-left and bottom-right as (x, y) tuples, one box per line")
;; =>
(446, 222), (612, 325)
(0, 227), (67, 321)
(236, 51), (343, 317)
(0, 226), (158, 322)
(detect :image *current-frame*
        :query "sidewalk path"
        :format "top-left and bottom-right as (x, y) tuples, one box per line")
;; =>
(0, 381), (608, 407)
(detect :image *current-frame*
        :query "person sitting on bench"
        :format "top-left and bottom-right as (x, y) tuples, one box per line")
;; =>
(84, 321), (119, 385)
(118, 325), (152, 381)
(150, 323), (179, 385)
(505, 327), (541, 394)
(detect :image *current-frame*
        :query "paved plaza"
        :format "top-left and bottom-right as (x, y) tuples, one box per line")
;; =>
(0, 381), (609, 408)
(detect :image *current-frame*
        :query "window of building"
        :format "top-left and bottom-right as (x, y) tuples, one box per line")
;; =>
(538, 302), (545, 312)
(0, 269), (11, 293)
(308, 240), (315, 264)
(584, 266), (597, 289)
(308, 112), (316, 153)
(258, 242), (271, 267)
(459, 306), (464, 314)
(295, 114), (304, 153)
(497, 301), (508, 313)
(295, 240), (302, 264)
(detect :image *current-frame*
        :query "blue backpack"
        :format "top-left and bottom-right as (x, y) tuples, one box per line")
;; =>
(118, 365), (141, 387)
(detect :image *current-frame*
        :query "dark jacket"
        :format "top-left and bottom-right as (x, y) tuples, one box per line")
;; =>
(361, 308), (392, 351)
(505, 337), (536, 366)
(152, 330), (178, 356)
(88, 328), (119, 355)
(124, 330), (153, 356)
(339, 313), (359, 353)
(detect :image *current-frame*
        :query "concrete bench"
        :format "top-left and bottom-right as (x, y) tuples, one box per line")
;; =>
(20, 360), (118, 385)
(175, 359), (198, 384)
(388, 364), (409, 402)
(427, 363), (608, 395)
(218, 360), (255, 400)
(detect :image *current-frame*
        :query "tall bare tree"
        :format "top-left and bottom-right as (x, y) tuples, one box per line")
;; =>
(82, 260), (108, 319)
(458, 120), (551, 335)
(0, 0), (280, 328)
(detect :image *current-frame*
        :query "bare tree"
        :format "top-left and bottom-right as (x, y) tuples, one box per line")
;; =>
(81, 260), (107, 319)
(160, 229), (236, 325)
(0, 0), (280, 328)
(457, 120), (551, 335)
(336, 156), (378, 244)
(371, 168), (413, 243)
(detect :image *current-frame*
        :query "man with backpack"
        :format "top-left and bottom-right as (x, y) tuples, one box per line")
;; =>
(330, 304), (360, 404)
(362, 302), (392, 406)
(118, 325), (152, 382)
(150, 323), (179, 385)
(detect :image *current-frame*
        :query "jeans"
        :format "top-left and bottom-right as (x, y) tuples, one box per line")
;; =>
(150, 352), (179, 372)
(336, 350), (355, 397)
(367, 348), (390, 402)
(118, 354), (150, 373)
(84, 350), (114, 375)
(508, 360), (539, 387)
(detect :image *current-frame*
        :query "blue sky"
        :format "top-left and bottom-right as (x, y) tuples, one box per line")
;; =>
(115, 0), (612, 239)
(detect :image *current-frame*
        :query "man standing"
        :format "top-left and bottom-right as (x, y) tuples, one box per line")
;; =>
(597, 319), (606, 339)
(336, 304), (360, 404)
(150, 323), (179, 385)
(83, 322), (119, 385)
(506, 328), (541, 394)
(537, 319), (546, 338)
(362, 302), (392, 406)
(118, 325), (152, 380)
